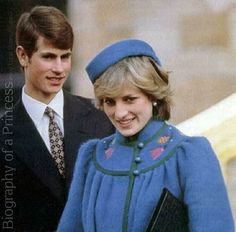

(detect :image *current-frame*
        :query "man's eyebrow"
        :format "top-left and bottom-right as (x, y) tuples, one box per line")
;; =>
(61, 52), (72, 56)
(40, 51), (72, 56)
(41, 52), (56, 56)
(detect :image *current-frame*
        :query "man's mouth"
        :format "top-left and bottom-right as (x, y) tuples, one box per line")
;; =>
(47, 76), (64, 80)
(46, 76), (65, 84)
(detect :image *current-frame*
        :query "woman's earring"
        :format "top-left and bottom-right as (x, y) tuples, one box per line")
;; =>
(153, 101), (157, 107)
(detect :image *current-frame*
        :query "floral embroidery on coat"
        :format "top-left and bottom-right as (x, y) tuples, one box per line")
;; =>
(150, 147), (164, 160)
(158, 136), (170, 144)
(105, 147), (113, 159)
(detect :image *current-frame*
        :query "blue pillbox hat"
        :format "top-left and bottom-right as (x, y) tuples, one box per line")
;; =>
(86, 39), (161, 83)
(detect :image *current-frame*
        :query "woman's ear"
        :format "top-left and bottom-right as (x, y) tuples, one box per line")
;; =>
(16, 46), (29, 68)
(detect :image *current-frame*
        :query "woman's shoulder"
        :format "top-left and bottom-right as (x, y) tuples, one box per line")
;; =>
(73, 135), (115, 171)
(171, 132), (220, 175)
(178, 134), (215, 159)
(166, 123), (217, 162)
(167, 122), (211, 148)
(78, 134), (115, 157)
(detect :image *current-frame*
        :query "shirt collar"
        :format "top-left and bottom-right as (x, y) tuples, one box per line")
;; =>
(22, 87), (64, 126)
(47, 90), (64, 119)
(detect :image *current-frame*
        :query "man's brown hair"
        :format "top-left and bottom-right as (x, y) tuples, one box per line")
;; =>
(16, 5), (74, 58)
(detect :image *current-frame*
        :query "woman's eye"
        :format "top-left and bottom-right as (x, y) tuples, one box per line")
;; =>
(103, 98), (115, 106)
(125, 97), (137, 103)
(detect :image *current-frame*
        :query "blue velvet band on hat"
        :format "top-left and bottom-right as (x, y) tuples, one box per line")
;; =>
(86, 39), (161, 83)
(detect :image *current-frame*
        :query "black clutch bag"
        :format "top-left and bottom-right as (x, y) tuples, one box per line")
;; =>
(146, 188), (189, 232)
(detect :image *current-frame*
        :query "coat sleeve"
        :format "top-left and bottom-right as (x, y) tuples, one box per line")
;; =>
(177, 136), (234, 232)
(57, 139), (98, 232)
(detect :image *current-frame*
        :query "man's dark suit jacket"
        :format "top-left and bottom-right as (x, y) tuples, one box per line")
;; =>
(0, 91), (114, 231)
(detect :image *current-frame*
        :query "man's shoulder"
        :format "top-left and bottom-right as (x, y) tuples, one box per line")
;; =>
(64, 91), (92, 104)
(73, 95), (95, 107)
(64, 91), (115, 136)
(0, 99), (21, 127)
(64, 91), (101, 113)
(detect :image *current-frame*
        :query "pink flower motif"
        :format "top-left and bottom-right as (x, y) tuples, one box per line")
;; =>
(150, 147), (164, 160)
(105, 148), (113, 159)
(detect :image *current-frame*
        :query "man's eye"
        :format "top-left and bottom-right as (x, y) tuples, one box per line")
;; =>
(42, 55), (54, 59)
(61, 54), (71, 60)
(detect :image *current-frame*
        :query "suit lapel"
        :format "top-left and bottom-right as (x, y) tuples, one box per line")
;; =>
(63, 91), (94, 187)
(13, 100), (65, 203)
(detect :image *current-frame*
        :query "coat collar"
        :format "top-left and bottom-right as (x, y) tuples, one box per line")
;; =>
(114, 118), (167, 146)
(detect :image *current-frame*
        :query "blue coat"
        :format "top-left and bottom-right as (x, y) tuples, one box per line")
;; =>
(58, 118), (234, 232)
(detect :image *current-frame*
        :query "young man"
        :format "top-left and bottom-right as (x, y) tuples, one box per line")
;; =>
(0, 6), (114, 231)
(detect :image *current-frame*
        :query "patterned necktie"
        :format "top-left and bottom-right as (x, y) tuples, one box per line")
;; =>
(45, 106), (65, 177)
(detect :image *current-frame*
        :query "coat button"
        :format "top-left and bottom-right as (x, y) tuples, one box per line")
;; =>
(137, 142), (144, 149)
(135, 157), (142, 163)
(133, 170), (140, 176)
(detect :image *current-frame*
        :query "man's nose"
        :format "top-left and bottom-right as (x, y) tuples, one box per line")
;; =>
(52, 58), (64, 74)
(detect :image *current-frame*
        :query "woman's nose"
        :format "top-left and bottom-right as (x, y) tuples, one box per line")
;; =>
(114, 102), (128, 119)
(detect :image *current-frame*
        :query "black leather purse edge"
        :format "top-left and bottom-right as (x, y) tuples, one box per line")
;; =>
(146, 188), (189, 232)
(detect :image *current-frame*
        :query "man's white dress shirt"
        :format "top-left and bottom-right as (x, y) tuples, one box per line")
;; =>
(22, 87), (64, 153)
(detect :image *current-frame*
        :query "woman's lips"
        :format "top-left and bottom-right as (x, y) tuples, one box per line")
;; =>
(116, 117), (135, 127)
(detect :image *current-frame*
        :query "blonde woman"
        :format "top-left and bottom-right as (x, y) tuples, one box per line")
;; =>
(58, 39), (234, 232)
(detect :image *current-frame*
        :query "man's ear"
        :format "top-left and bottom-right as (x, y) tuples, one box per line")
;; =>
(16, 46), (29, 67)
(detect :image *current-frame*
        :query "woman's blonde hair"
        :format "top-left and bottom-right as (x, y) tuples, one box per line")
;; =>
(94, 56), (172, 120)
